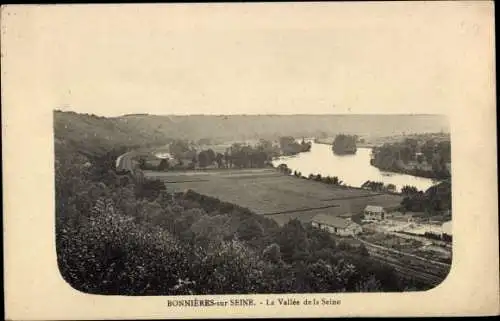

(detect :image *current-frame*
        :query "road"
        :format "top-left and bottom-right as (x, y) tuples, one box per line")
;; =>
(116, 151), (138, 173)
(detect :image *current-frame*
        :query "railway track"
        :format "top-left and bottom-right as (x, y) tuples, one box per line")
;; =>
(357, 238), (451, 286)
(368, 250), (447, 286)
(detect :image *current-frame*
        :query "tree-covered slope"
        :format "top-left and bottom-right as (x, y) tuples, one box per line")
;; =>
(54, 110), (171, 157)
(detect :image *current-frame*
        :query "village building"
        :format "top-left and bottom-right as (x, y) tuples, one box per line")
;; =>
(311, 214), (362, 236)
(363, 205), (386, 221)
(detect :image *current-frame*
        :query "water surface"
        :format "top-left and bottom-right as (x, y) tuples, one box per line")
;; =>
(272, 142), (437, 192)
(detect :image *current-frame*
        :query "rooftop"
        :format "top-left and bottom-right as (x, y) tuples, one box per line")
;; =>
(312, 214), (354, 229)
(364, 205), (384, 213)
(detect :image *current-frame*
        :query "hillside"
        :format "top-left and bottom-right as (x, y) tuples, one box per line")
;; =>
(54, 110), (449, 157)
(54, 111), (172, 157)
(112, 113), (449, 141)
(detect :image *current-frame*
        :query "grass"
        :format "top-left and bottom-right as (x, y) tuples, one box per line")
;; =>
(144, 169), (403, 226)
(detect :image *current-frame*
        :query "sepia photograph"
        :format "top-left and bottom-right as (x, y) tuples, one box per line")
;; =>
(2, 2), (498, 319)
(52, 3), (454, 296)
(55, 115), (452, 295)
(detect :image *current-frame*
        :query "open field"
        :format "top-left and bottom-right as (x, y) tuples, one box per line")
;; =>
(143, 168), (403, 225)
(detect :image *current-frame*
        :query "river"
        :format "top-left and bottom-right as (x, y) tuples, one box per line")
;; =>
(272, 142), (438, 192)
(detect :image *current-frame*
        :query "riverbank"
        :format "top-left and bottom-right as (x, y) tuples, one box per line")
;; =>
(314, 138), (449, 180)
(369, 161), (450, 180)
(272, 143), (437, 192)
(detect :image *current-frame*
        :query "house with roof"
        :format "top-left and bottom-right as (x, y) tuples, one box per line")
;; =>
(363, 205), (386, 221)
(311, 214), (362, 236)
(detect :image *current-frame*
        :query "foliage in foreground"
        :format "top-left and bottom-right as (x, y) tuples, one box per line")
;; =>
(56, 146), (425, 295)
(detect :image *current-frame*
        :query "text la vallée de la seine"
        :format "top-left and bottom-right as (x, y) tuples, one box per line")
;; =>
(167, 298), (341, 308)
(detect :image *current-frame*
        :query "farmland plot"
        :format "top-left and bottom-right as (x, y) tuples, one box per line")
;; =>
(144, 169), (403, 225)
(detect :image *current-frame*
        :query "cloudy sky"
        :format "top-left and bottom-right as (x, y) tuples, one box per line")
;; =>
(6, 2), (492, 116)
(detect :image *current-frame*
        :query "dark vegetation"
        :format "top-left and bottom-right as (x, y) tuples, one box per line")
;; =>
(332, 134), (358, 155)
(54, 112), (428, 294)
(140, 138), (282, 171)
(151, 139), (280, 170)
(361, 181), (397, 193)
(56, 151), (423, 294)
(370, 138), (451, 179)
(400, 180), (452, 214)
(279, 137), (312, 156)
(276, 164), (344, 186)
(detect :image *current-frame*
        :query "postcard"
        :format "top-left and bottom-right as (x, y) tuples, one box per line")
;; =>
(2, 2), (498, 319)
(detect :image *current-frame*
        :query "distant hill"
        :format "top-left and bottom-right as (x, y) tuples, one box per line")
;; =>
(109, 114), (449, 141)
(54, 111), (449, 157)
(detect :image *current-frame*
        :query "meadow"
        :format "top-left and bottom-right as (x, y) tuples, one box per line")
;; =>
(144, 168), (403, 226)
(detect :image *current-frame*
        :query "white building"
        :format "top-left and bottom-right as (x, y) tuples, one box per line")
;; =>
(363, 205), (386, 221)
(311, 214), (362, 236)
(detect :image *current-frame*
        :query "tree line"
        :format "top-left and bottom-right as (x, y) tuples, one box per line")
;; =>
(361, 181), (397, 193)
(277, 164), (344, 187)
(400, 180), (452, 214)
(140, 138), (307, 171)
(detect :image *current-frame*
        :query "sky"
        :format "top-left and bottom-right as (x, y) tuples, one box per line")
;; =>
(5, 2), (492, 117)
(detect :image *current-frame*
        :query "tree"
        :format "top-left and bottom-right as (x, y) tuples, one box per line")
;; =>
(276, 219), (310, 263)
(332, 134), (357, 155)
(279, 136), (310, 156)
(206, 149), (216, 164)
(138, 158), (147, 170)
(158, 159), (170, 171)
(421, 139), (436, 163)
(355, 275), (382, 292)
(262, 243), (282, 263)
(401, 185), (419, 195)
(137, 200), (164, 224)
(215, 153), (224, 168)
(169, 140), (191, 159)
(197, 151), (210, 168)
(237, 217), (265, 241)
(399, 146), (413, 164)
(277, 164), (290, 173)
(357, 244), (369, 257)
(136, 179), (166, 201)
(190, 214), (232, 243)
